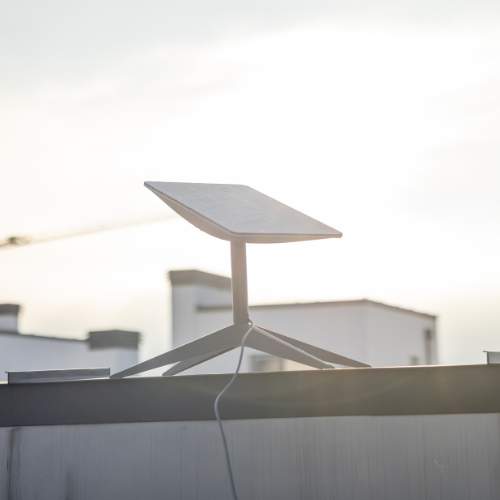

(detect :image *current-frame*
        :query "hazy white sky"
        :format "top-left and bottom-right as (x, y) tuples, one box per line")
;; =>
(1, 1), (499, 363)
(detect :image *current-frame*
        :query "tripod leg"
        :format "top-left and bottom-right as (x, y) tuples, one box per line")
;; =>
(247, 326), (331, 369)
(111, 323), (248, 378)
(163, 347), (235, 376)
(258, 326), (370, 368)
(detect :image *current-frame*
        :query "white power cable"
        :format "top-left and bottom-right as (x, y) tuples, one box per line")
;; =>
(213, 322), (335, 500)
(214, 321), (254, 500)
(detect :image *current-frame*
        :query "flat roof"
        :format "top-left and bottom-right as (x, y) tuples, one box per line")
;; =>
(198, 298), (436, 319)
(0, 329), (140, 347)
(0, 364), (497, 427)
(0, 330), (84, 343)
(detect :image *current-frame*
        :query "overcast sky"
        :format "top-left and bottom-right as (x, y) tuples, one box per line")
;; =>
(1, 1), (499, 363)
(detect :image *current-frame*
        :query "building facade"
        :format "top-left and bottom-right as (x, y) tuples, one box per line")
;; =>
(169, 270), (438, 374)
(0, 304), (139, 382)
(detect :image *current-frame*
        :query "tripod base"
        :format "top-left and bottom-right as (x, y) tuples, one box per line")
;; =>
(111, 323), (370, 378)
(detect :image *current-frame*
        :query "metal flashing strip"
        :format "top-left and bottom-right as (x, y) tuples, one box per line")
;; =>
(7, 368), (110, 384)
(0, 364), (500, 427)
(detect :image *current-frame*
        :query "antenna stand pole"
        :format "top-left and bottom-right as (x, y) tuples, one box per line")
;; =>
(231, 240), (249, 324)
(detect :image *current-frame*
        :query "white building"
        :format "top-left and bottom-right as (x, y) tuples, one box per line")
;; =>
(0, 304), (139, 381)
(0, 269), (437, 380)
(169, 270), (438, 374)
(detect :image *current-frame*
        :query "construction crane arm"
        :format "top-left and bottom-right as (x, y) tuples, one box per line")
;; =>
(0, 215), (175, 250)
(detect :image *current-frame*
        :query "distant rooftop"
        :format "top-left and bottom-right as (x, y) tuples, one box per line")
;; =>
(198, 299), (436, 320)
(169, 269), (436, 319)
(0, 328), (140, 348)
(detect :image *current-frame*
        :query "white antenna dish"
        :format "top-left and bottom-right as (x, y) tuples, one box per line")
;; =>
(112, 182), (369, 378)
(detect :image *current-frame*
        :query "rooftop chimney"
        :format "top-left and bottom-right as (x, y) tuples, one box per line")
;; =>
(168, 270), (232, 347)
(0, 304), (20, 333)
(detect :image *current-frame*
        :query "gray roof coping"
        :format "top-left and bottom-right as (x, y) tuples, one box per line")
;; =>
(0, 364), (497, 427)
(0, 304), (21, 315)
(87, 330), (141, 350)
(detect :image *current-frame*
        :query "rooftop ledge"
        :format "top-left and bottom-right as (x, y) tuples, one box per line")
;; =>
(0, 364), (498, 428)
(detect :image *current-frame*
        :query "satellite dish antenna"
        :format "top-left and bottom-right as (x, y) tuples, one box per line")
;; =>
(112, 182), (369, 378)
